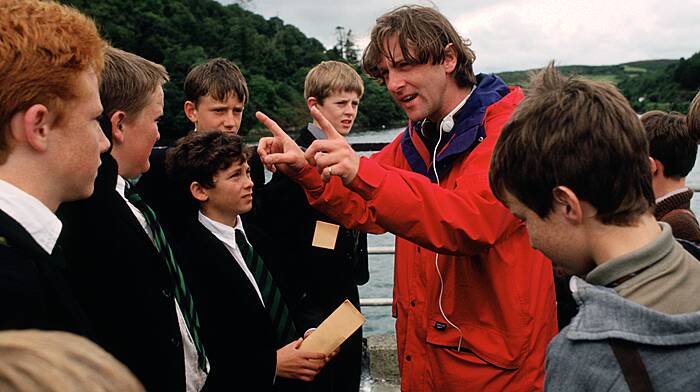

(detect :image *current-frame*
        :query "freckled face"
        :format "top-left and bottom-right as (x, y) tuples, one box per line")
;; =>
(52, 69), (110, 201)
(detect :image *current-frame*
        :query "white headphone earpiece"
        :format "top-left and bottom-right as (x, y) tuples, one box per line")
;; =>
(438, 91), (471, 133)
(440, 116), (455, 133)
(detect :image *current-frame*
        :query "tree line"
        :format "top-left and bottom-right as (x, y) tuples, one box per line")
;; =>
(62, 0), (406, 143)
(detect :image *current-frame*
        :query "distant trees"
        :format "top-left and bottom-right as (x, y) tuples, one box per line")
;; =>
(673, 52), (700, 91)
(500, 56), (700, 114)
(62, 0), (405, 143)
(333, 26), (360, 65)
(618, 52), (700, 113)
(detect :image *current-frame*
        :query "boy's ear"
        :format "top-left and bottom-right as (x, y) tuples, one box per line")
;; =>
(110, 111), (127, 144)
(190, 181), (209, 202)
(650, 157), (663, 177)
(306, 97), (318, 111)
(552, 186), (584, 224)
(184, 101), (198, 124)
(11, 104), (52, 153)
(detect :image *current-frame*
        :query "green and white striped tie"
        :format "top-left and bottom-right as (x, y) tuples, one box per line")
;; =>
(126, 185), (208, 371)
(235, 230), (297, 346)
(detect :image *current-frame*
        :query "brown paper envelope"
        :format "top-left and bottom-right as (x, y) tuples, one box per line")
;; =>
(311, 221), (339, 250)
(299, 300), (366, 355)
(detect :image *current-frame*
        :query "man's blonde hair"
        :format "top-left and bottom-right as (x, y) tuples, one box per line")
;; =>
(0, 330), (144, 392)
(304, 61), (364, 103)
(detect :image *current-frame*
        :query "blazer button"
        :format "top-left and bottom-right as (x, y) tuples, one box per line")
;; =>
(162, 289), (172, 299)
(171, 337), (181, 348)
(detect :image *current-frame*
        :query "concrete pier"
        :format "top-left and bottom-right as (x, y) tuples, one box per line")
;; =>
(360, 333), (400, 391)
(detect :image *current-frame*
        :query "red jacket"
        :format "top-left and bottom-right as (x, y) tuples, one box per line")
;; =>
(293, 75), (557, 391)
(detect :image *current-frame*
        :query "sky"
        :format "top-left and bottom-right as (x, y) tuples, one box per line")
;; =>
(220, 0), (700, 73)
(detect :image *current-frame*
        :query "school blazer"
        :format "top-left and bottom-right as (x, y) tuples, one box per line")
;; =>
(0, 210), (91, 335)
(57, 153), (186, 392)
(170, 217), (278, 392)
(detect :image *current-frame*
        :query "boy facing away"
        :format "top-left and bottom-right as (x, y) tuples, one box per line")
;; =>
(252, 60), (369, 392)
(489, 64), (700, 391)
(165, 131), (330, 391)
(641, 111), (700, 243)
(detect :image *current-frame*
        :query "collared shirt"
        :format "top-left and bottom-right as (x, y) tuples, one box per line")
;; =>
(116, 177), (155, 243)
(0, 179), (61, 254)
(116, 177), (208, 391)
(197, 211), (264, 304)
(586, 222), (700, 314)
(656, 187), (690, 204)
(307, 122), (326, 141)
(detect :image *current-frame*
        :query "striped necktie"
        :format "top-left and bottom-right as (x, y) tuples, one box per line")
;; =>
(125, 184), (208, 371)
(235, 229), (297, 346)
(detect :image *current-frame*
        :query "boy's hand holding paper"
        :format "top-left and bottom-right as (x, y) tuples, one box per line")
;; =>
(300, 300), (365, 355)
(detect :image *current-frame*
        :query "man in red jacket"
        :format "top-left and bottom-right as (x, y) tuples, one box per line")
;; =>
(257, 5), (557, 391)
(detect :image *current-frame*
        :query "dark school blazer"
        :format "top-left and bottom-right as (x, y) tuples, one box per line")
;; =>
(57, 153), (186, 392)
(0, 209), (92, 335)
(170, 217), (278, 392)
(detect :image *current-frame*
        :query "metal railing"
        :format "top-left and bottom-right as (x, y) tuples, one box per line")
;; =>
(360, 246), (395, 307)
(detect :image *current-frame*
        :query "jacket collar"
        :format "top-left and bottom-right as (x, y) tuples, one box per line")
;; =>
(566, 277), (700, 346)
(400, 73), (511, 182)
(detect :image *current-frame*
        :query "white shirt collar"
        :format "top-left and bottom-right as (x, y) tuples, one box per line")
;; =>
(307, 123), (326, 140)
(655, 187), (690, 204)
(197, 210), (248, 244)
(116, 176), (129, 198)
(0, 179), (62, 254)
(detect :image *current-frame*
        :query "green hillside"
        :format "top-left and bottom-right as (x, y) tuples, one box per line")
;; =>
(62, 0), (406, 143)
(498, 56), (699, 113)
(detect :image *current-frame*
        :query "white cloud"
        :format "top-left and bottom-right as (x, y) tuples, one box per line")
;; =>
(223, 0), (700, 72)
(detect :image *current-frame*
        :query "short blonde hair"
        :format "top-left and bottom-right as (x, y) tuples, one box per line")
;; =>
(689, 90), (700, 143)
(0, 0), (106, 163)
(100, 47), (169, 123)
(304, 61), (364, 103)
(0, 330), (144, 392)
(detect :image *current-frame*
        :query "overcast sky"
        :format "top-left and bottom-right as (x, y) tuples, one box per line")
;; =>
(220, 0), (700, 73)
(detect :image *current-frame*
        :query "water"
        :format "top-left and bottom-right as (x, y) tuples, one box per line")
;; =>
(344, 128), (404, 336)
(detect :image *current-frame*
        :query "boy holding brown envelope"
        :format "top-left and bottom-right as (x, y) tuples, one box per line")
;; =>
(164, 130), (362, 391)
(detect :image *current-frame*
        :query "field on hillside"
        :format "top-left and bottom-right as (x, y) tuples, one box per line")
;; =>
(497, 58), (697, 113)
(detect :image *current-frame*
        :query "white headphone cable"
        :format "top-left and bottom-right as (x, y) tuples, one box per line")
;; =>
(431, 127), (464, 352)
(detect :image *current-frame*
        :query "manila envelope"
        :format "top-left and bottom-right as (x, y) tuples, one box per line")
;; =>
(299, 299), (366, 355)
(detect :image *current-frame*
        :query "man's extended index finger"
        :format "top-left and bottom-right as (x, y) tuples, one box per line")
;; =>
(310, 106), (342, 140)
(256, 111), (287, 138)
